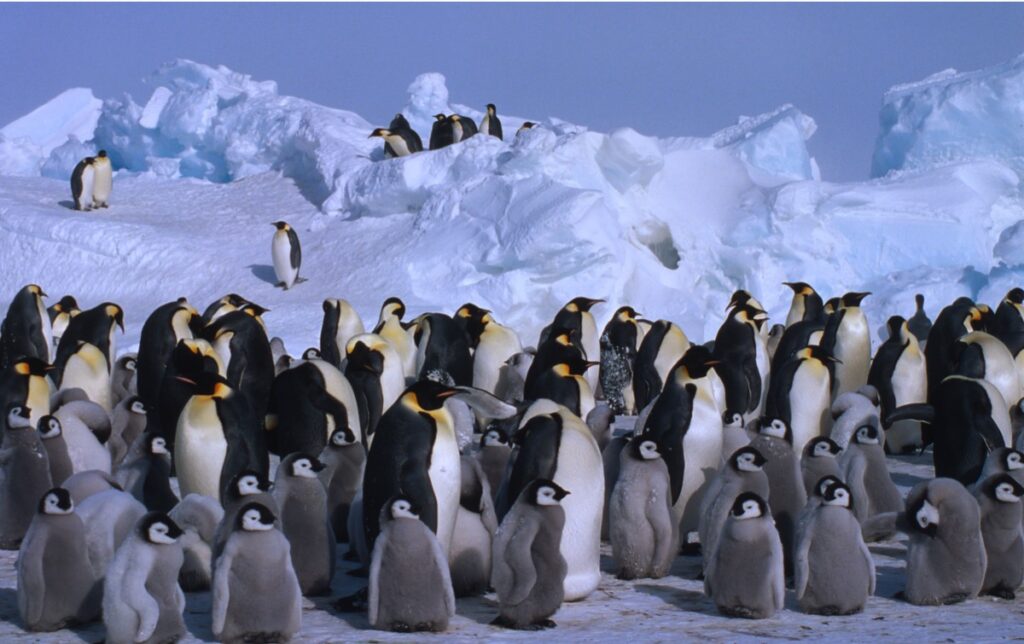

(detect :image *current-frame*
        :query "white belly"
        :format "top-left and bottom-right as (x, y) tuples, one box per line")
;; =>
(675, 385), (724, 535)
(969, 333), (1022, 407)
(582, 314), (600, 391)
(36, 299), (52, 363)
(61, 343), (111, 411)
(472, 325), (521, 394)
(77, 166), (95, 209)
(379, 322), (416, 378)
(754, 334), (770, 417)
(892, 348), (926, 406)
(92, 161), (112, 204)
(789, 363), (831, 452)
(834, 312), (871, 397)
(427, 425), (461, 556)
(26, 374), (51, 429)
(272, 232), (297, 288)
(654, 326), (690, 385)
(175, 398), (228, 501)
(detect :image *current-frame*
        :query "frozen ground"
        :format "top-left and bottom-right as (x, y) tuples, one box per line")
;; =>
(0, 453), (1020, 642)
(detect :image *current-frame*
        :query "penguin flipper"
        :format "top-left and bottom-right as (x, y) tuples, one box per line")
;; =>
(793, 519), (813, 600)
(367, 529), (384, 625)
(452, 386), (518, 419)
(502, 517), (541, 605)
(769, 528), (786, 611)
(17, 532), (47, 626)
(859, 531), (876, 595)
(211, 539), (235, 635)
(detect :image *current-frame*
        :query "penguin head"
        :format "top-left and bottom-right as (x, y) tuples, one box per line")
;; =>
(119, 355), (138, 372)
(481, 428), (509, 448)
(176, 372), (231, 398)
(555, 355), (597, 377)
(727, 289), (759, 311)
(1006, 288), (1024, 306)
(758, 417), (792, 443)
(230, 470), (271, 497)
(722, 410), (744, 429)
(379, 297), (406, 321)
(369, 128), (392, 139)
(51, 295), (79, 314)
(911, 497), (940, 537)
(853, 424), (881, 445)
(797, 344), (839, 365)
(676, 345), (719, 380)
(1004, 449), (1024, 471)
(401, 379), (458, 413)
(841, 292), (871, 308)
(285, 454), (325, 478)
(634, 437), (661, 461)
(821, 480), (853, 508)
(272, 221), (290, 232)
(102, 303), (125, 333)
(97, 150), (107, 159)
(25, 284), (47, 299)
(329, 427), (359, 447)
(731, 304), (769, 329)
(139, 512), (184, 545)
(130, 398), (148, 415)
(301, 347), (321, 361)
(486, 103), (497, 115)
(813, 475), (844, 499)
(885, 315), (907, 340)
(12, 357), (52, 377)
(518, 122), (536, 132)
(824, 297), (840, 315)
(730, 492), (767, 520)
(564, 297), (603, 314)
(528, 478), (570, 506)
(783, 282), (817, 297)
(730, 446), (767, 473)
(986, 474), (1024, 504)
(388, 496), (420, 520)
(6, 404), (32, 430)
(614, 306), (640, 324)
(433, 114), (446, 122)
(805, 437), (841, 459)
(238, 502), (276, 531)
(456, 302), (490, 322)
(345, 338), (385, 375)
(39, 488), (73, 515)
(37, 415), (61, 439)
(148, 434), (170, 456)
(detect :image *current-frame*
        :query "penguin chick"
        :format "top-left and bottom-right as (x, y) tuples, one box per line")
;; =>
(973, 447), (1024, 491)
(38, 414), (74, 487)
(477, 427), (512, 505)
(212, 503), (302, 643)
(17, 488), (101, 631)
(698, 446), (770, 574)
(76, 488), (148, 580)
(103, 512), (186, 644)
(167, 493), (223, 592)
(109, 396), (147, 467)
(705, 492), (785, 619)
(369, 495), (455, 632)
(609, 436), (675, 580)
(115, 433), (179, 513)
(213, 469), (278, 562)
(749, 417), (806, 576)
(974, 473), (1024, 599)
(63, 469), (121, 505)
(840, 424), (903, 533)
(110, 353), (138, 408)
(273, 453), (335, 596)
(492, 479), (569, 630)
(801, 436), (842, 497)
(319, 427), (366, 542)
(53, 400), (112, 474)
(794, 480), (875, 615)
(450, 455), (498, 597)
(0, 404), (53, 549)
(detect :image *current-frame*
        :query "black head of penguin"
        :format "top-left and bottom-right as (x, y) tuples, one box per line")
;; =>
(731, 491), (768, 519)
(388, 113), (411, 131)
(729, 445), (767, 472)
(236, 501), (277, 531)
(302, 347), (321, 360)
(525, 478), (570, 506)
(38, 487), (73, 514)
(759, 416), (794, 444)
(953, 341), (986, 380)
(841, 292), (871, 308)
(346, 341), (385, 376)
(812, 474), (844, 499)
(906, 491), (940, 538)
(401, 379), (459, 413)
(852, 423), (882, 445)
(784, 281), (825, 323)
(378, 297), (406, 322)
(11, 356), (52, 378)
(1, 284), (50, 367)
(675, 345), (720, 380)
(480, 426), (509, 448)
(454, 303), (490, 348)
(225, 469), (272, 503)
(824, 297), (840, 315)
(282, 453), (326, 477)
(5, 403), (32, 431)
(177, 371), (232, 398)
(885, 315), (907, 340)
(138, 512), (184, 543)
(803, 436), (841, 459)
(821, 479), (853, 509)
(329, 426), (359, 447)
(727, 289), (760, 312)
(982, 473), (1024, 503)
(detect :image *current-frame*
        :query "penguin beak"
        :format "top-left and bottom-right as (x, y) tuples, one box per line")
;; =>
(584, 361), (600, 372)
(175, 376), (197, 386)
(437, 388), (459, 400)
(704, 359), (722, 367)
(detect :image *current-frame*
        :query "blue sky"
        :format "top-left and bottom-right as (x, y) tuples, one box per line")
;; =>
(2, 3), (1022, 180)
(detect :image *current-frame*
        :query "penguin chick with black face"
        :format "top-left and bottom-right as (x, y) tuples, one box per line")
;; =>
(973, 473), (1024, 599)
(115, 433), (179, 513)
(111, 353), (138, 407)
(492, 479), (569, 630)
(319, 427), (365, 542)
(37, 414), (73, 487)
(370, 126), (422, 157)
(271, 221), (301, 290)
(109, 396), (148, 467)
(973, 447), (1024, 490)
(103, 512), (186, 644)
(698, 446), (770, 575)
(480, 103), (504, 140)
(212, 503), (302, 643)
(840, 424), (903, 533)
(704, 492), (785, 619)
(0, 404), (53, 549)
(273, 453), (335, 596)
(794, 480), (875, 615)
(900, 478), (987, 605)
(0, 284), (52, 368)
(750, 417), (807, 576)
(17, 488), (100, 631)
(212, 469), (277, 562)
(801, 437), (842, 497)
(609, 436), (675, 580)
(167, 493), (223, 592)
(369, 495), (455, 632)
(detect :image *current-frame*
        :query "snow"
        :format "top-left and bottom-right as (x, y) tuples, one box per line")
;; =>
(0, 88), (102, 160)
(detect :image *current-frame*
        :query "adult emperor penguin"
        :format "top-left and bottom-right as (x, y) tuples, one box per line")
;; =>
(831, 292), (872, 398)
(102, 512), (186, 644)
(136, 298), (197, 408)
(713, 304), (769, 423)
(0, 404), (53, 549)
(212, 503), (302, 643)
(361, 380), (460, 558)
(1, 284), (52, 367)
(784, 282), (825, 327)
(52, 302), (124, 408)
(868, 315), (928, 453)
(794, 479), (875, 615)
(698, 446), (769, 573)
(273, 453), (335, 596)
(271, 221), (302, 290)
(907, 294), (933, 345)
(47, 295), (79, 351)
(542, 297), (604, 391)
(17, 488), (100, 632)
(320, 298), (365, 368)
(990, 288), (1024, 355)
(609, 436), (675, 579)
(429, 114), (454, 150)
(704, 492), (785, 619)
(959, 329), (1023, 411)
(502, 400), (603, 601)
(632, 320), (691, 412)
(319, 427), (365, 542)
(974, 473), (1024, 598)
(492, 479), (569, 630)
(152, 338), (223, 444)
(449, 114), (478, 142)
(599, 305), (643, 414)
(750, 417), (807, 575)
(0, 358), (52, 432)
(91, 150), (112, 208)
(207, 308), (274, 421)
(411, 312), (474, 386)
(925, 296), (981, 406)
(369, 495), (455, 633)
(526, 355), (596, 418)
(70, 156), (95, 211)
(456, 304), (523, 396)
(900, 478), (987, 605)
(370, 126), (422, 157)
(344, 333), (404, 442)
(765, 344), (835, 452)
(525, 327), (584, 398)
(374, 297), (417, 378)
(480, 103), (504, 140)
(175, 372), (266, 502)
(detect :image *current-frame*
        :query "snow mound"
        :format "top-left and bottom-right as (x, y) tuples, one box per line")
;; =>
(872, 54), (1024, 177)
(0, 88), (102, 159)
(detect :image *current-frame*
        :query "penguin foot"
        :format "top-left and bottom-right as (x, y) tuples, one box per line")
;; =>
(941, 593), (969, 605)
(390, 623), (412, 633)
(892, 591), (907, 601)
(986, 587), (1016, 600)
(539, 619), (557, 629)
(332, 588), (368, 613)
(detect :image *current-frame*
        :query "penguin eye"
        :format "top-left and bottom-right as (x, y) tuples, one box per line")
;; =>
(126, 359), (136, 370)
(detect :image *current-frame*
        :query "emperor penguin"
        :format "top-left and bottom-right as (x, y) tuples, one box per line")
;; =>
(136, 298), (197, 408)
(765, 345), (835, 452)
(200, 293), (248, 325)
(265, 356), (361, 456)
(750, 417), (807, 574)
(698, 446), (769, 573)
(344, 333), (404, 441)
(907, 293), (932, 345)
(925, 297), (981, 407)
(784, 282), (825, 327)
(166, 493), (222, 592)
(974, 446), (1024, 489)
(47, 294), (80, 351)
(525, 327), (585, 399)
(609, 436), (675, 579)
(212, 503), (302, 643)
(900, 478), (987, 605)
(713, 304), (770, 423)
(959, 330), (1023, 410)
(271, 221), (302, 290)
(516, 121), (536, 135)
(319, 426), (365, 542)
(152, 338), (223, 444)
(526, 355), (596, 418)
(429, 113), (454, 150)
(109, 395), (148, 466)
(794, 479), (875, 615)
(273, 452), (335, 596)
(212, 469), (277, 562)
(599, 306), (643, 414)
(38, 415), (74, 486)
(361, 380), (461, 559)
(704, 492), (785, 619)
(387, 113), (423, 152)
(91, 150), (112, 208)
(102, 512), (186, 644)
(49, 404), (111, 475)
(449, 114), (478, 142)
(206, 308), (274, 423)
(0, 404), (53, 549)
(0, 357), (52, 431)
(370, 126), (422, 157)
(501, 400), (603, 601)
(115, 433), (179, 513)
(632, 320), (691, 412)
(1, 284), (52, 367)
(492, 479), (569, 630)
(53, 302), (124, 410)
(70, 156), (95, 211)
(542, 297), (604, 391)
(480, 103), (504, 140)
(320, 298), (365, 368)
(411, 312), (474, 386)
(374, 297), (417, 378)
(175, 372), (266, 502)
(17, 488), (101, 631)
(869, 316), (927, 453)
(801, 436), (842, 497)
(368, 495), (455, 632)
(831, 292), (872, 397)
(840, 424), (904, 528)
(456, 305), (523, 396)
(974, 473), (1024, 598)
(477, 427), (512, 503)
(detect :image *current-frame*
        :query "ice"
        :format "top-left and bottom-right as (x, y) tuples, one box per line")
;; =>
(0, 88), (102, 157)
(0, 133), (43, 177)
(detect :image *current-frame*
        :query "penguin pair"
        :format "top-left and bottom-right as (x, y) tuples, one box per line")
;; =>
(428, 113), (479, 150)
(69, 150), (112, 211)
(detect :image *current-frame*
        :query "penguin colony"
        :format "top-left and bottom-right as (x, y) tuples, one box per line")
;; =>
(3, 276), (1024, 640)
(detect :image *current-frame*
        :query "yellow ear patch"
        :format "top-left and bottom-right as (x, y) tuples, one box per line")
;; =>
(555, 333), (572, 346)
(213, 382), (231, 398)
(14, 362), (29, 375)
(566, 303), (579, 313)
(553, 363), (571, 377)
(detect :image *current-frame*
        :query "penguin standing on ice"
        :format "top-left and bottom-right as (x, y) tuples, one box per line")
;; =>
(429, 114), (454, 150)
(271, 221), (301, 290)
(91, 150), (112, 208)
(784, 282), (825, 327)
(371, 126), (422, 157)
(480, 104), (504, 140)
(70, 156), (95, 211)
(0, 284), (52, 368)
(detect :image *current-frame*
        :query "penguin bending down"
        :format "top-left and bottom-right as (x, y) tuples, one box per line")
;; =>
(271, 221), (302, 289)
(371, 126), (423, 157)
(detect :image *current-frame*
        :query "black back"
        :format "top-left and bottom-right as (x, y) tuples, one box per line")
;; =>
(632, 320), (671, 411)
(0, 286), (49, 370)
(137, 299), (191, 408)
(933, 376), (1006, 484)
(501, 413), (562, 519)
(638, 380), (696, 504)
(205, 311), (274, 422)
(414, 313), (473, 386)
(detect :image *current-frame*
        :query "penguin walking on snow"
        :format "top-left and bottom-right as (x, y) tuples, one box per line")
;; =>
(271, 221), (302, 289)
(70, 156), (95, 211)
